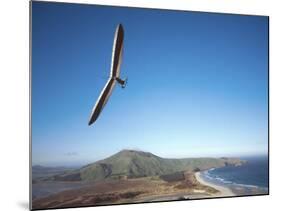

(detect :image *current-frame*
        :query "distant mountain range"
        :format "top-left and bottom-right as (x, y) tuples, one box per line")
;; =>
(40, 150), (245, 182)
(32, 165), (77, 180)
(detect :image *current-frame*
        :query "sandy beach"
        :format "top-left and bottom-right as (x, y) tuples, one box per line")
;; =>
(195, 172), (235, 197)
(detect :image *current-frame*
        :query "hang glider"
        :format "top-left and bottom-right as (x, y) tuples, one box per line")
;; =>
(88, 24), (127, 126)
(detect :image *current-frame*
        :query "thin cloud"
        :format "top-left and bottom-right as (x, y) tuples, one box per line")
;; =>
(65, 152), (78, 156)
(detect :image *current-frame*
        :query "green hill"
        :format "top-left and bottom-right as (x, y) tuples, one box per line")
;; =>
(53, 150), (245, 182)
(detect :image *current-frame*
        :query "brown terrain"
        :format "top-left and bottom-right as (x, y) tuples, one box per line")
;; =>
(32, 171), (218, 209)
(32, 150), (245, 209)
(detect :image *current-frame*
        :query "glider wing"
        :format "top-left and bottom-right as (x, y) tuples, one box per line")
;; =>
(110, 24), (124, 78)
(88, 78), (116, 125)
(88, 24), (124, 125)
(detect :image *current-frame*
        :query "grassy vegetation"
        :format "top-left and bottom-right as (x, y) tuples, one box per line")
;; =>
(53, 150), (244, 182)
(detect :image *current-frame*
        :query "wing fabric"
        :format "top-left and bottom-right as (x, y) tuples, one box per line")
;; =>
(110, 24), (124, 78)
(88, 78), (116, 125)
(88, 24), (124, 125)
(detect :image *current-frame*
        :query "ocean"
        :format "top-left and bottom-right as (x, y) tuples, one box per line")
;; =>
(201, 156), (269, 194)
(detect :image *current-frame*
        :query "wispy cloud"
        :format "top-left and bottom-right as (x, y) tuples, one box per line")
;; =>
(65, 152), (78, 156)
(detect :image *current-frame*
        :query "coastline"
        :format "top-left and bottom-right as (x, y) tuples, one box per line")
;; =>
(195, 171), (235, 197)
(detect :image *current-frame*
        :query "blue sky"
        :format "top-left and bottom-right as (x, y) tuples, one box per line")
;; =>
(32, 2), (268, 166)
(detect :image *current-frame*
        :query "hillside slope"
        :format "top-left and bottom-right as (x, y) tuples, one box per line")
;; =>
(52, 150), (245, 182)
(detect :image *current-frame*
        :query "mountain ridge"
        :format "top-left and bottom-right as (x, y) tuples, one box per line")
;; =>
(50, 150), (245, 182)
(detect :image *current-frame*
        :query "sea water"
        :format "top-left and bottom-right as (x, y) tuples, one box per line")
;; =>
(201, 156), (269, 192)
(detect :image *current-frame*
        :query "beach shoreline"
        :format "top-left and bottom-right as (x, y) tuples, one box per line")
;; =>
(195, 171), (235, 197)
